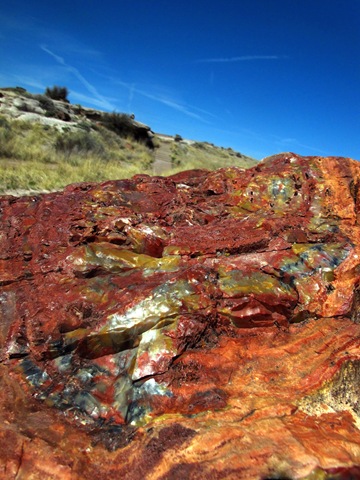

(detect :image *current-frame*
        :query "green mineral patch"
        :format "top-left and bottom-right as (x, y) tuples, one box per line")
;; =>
(267, 177), (295, 208)
(228, 181), (266, 214)
(131, 324), (177, 380)
(163, 245), (193, 256)
(228, 175), (303, 215)
(68, 243), (181, 275)
(219, 270), (295, 298)
(102, 281), (190, 333)
(228, 200), (259, 214)
(63, 280), (197, 359)
(91, 205), (127, 219)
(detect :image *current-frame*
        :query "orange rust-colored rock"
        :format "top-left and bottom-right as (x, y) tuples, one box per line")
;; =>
(0, 153), (360, 479)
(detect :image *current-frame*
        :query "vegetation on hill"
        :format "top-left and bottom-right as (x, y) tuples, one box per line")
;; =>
(45, 85), (69, 102)
(0, 115), (153, 192)
(169, 140), (256, 172)
(0, 87), (257, 193)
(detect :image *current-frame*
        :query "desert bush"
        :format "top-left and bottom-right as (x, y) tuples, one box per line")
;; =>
(35, 94), (57, 117)
(101, 112), (136, 138)
(55, 130), (106, 158)
(193, 141), (207, 149)
(170, 143), (183, 166)
(45, 85), (69, 102)
(101, 112), (153, 147)
(77, 121), (92, 132)
(0, 115), (10, 129)
(0, 116), (14, 157)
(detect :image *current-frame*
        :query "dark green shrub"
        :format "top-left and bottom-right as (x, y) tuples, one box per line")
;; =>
(0, 117), (14, 157)
(73, 104), (83, 114)
(77, 121), (92, 132)
(55, 130), (105, 157)
(0, 115), (10, 129)
(45, 86), (69, 102)
(101, 112), (136, 137)
(101, 112), (153, 147)
(35, 94), (57, 117)
(174, 134), (183, 142)
(194, 142), (206, 149)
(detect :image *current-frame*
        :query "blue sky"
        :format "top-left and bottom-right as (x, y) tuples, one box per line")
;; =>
(0, 0), (359, 160)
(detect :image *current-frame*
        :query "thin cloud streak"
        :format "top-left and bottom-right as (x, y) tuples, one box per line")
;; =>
(137, 88), (207, 122)
(142, 93), (205, 121)
(40, 45), (115, 111)
(70, 91), (118, 111)
(127, 83), (135, 112)
(197, 55), (286, 63)
(113, 78), (212, 122)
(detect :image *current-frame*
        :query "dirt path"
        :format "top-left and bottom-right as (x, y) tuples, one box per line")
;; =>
(153, 140), (173, 175)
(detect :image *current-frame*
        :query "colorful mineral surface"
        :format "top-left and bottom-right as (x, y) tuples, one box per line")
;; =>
(0, 153), (360, 479)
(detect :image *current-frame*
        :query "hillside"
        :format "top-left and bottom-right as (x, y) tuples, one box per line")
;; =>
(0, 87), (257, 194)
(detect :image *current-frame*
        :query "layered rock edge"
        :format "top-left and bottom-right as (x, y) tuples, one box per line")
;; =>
(0, 153), (360, 479)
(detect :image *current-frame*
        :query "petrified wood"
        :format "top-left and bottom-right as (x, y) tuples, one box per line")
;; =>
(1, 153), (360, 479)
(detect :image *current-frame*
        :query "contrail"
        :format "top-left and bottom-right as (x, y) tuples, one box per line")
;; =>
(40, 45), (115, 110)
(127, 83), (135, 112)
(197, 55), (286, 63)
(114, 78), (211, 122)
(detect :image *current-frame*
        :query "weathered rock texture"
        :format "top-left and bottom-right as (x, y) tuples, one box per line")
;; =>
(1, 153), (360, 479)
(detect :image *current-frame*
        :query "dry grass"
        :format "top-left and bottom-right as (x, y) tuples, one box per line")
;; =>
(167, 140), (257, 173)
(0, 113), (257, 193)
(0, 115), (153, 192)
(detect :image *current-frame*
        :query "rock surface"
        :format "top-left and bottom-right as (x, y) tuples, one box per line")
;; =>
(0, 153), (360, 479)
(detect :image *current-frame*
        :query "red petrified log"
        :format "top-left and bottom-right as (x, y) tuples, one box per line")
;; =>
(1, 153), (360, 479)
